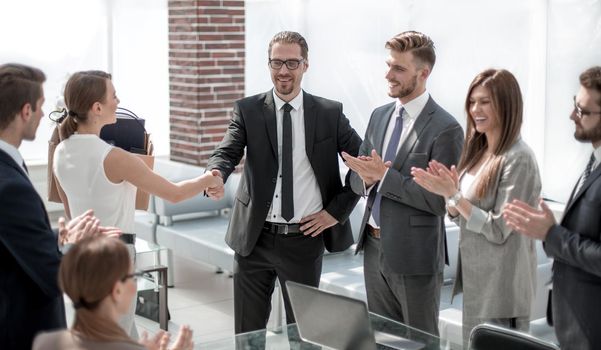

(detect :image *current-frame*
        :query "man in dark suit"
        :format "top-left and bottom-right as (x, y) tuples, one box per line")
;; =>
(504, 66), (601, 350)
(342, 31), (464, 335)
(0, 63), (111, 349)
(206, 31), (362, 335)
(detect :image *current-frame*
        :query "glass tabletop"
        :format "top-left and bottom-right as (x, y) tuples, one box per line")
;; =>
(201, 312), (455, 349)
(135, 236), (168, 255)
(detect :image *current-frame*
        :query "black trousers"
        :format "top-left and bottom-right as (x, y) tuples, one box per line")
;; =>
(233, 228), (324, 334)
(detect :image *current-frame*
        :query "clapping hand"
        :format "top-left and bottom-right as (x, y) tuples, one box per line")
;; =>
(503, 198), (556, 240)
(341, 149), (391, 186)
(140, 325), (194, 350)
(411, 160), (459, 198)
(58, 209), (122, 246)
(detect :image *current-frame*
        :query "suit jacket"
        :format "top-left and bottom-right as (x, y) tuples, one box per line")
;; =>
(350, 97), (464, 275)
(451, 139), (540, 319)
(544, 155), (601, 349)
(207, 90), (362, 256)
(0, 149), (66, 349)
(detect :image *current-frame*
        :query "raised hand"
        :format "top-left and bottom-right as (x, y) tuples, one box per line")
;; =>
(503, 198), (556, 240)
(341, 149), (391, 186)
(411, 160), (458, 198)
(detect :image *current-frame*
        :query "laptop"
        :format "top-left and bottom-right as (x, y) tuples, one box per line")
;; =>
(286, 281), (426, 350)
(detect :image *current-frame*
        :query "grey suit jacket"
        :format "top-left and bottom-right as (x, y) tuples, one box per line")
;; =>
(350, 97), (464, 275)
(451, 139), (540, 319)
(544, 153), (601, 349)
(207, 90), (362, 257)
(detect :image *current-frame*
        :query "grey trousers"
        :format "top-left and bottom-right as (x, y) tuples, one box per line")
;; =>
(363, 234), (442, 336)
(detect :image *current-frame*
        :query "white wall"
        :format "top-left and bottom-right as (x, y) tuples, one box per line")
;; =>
(245, 0), (601, 202)
(0, 0), (170, 162)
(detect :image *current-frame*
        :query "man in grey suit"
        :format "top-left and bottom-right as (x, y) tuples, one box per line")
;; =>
(343, 31), (463, 335)
(206, 31), (362, 336)
(504, 66), (601, 350)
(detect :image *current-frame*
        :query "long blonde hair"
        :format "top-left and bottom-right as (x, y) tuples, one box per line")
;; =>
(59, 237), (136, 344)
(457, 69), (523, 198)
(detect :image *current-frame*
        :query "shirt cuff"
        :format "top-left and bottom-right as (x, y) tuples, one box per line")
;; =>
(465, 206), (487, 233)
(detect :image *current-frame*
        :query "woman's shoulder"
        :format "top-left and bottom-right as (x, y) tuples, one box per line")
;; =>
(32, 330), (146, 350)
(504, 138), (538, 163)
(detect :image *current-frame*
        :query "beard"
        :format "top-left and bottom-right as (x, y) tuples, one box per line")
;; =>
(388, 74), (418, 99)
(274, 74), (295, 96)
(574, 119), (601, 144)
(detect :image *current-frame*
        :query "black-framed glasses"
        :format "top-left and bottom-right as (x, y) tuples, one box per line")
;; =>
(268, 58), (304, 70)
(121, 271), (145, 282)
(573, 96), (601, 119)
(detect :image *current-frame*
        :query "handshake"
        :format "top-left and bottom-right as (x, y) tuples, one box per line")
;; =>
(203, 169), (225, 200)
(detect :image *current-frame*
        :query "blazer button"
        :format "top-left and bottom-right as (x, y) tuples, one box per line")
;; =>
(266, 201), (271, 207)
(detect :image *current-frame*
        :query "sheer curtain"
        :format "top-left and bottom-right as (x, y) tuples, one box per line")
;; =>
(246, 0), (601, 202)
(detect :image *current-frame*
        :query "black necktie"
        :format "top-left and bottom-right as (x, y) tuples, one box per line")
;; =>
(22, 161), (29, 174)
(281, 103), (294, 222)
(372, 108), (404, 226)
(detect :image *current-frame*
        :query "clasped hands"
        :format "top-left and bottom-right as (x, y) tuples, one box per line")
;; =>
(58, 209), (121, 247)
(341, 149), (391, 187)
(204, 169), (225, 200)
(411, 160), (459, 198)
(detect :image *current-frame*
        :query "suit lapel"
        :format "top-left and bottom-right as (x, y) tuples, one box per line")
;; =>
(0, 148), (30, 183)
(303, 91), (317, 161)
(391, 97), (436, 169)
(563, 164), (601, 217)
(263, 90), (278, 158)
(375, 103), (396, 154)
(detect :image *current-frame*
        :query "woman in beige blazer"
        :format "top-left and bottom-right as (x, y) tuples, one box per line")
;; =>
(412, 69), (541, 346)
(33, 237), (193, 350)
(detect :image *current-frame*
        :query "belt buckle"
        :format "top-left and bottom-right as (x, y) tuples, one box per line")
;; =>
(283, 224), (288, 235)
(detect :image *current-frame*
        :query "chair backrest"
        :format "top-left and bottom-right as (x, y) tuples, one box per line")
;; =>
(469, 324), (559, 350)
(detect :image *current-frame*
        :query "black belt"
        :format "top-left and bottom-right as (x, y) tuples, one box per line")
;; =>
(263, 222), (303, 235)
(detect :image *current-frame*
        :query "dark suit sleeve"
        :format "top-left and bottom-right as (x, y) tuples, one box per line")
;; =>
(544, 224), (601, 278)
(350, 110), (376, 196)
(0, 179), (62, 298)
(206, 102), (247, 182)
(325, 107), (362, 223)
(379, 124), (464, 216)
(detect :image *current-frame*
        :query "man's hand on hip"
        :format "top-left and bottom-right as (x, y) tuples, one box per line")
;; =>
(299, 210), (338, 237)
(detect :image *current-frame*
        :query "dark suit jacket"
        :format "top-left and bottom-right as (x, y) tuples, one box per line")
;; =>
(207, 90), (362, 257)
(544, 160), (601, 349)
(350, 97), (464, 275)
(0, 149), (66, 350)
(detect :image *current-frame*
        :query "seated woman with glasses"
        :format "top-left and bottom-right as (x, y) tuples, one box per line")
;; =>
(412, 69), (541, 346)
(33, 236), (193, 350)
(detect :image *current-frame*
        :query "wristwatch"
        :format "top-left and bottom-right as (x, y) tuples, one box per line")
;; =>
(446, 191), (462, 207)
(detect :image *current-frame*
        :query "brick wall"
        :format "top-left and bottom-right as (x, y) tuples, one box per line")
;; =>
(168, 0), (245, 166)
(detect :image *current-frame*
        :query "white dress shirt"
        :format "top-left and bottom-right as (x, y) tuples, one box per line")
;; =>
(267, 90), (323, 223)
(0, 138), (27, 175)
(368, 90), (430, 228)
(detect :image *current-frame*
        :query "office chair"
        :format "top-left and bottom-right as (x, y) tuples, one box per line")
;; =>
(469, 323), (560, 350)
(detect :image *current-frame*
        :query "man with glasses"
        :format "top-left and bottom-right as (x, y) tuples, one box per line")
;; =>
(504, 66), (601, 349)
(206, 31), (362, 339)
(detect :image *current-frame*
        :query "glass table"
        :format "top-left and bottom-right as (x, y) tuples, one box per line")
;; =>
(135, 237), (170, 331)
(202, 312), (458, 349)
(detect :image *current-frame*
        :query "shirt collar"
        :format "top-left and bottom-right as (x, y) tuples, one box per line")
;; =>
(395, 90), (430, 120)
(273, 89), (303, 112)
(0, 138), (26, 172)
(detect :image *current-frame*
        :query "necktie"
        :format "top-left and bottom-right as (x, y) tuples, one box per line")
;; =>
(372, 108), (404, 226)
(281, 103), (294, 222)
(22, 161), (29, 174)
(575, 153), (596, 194)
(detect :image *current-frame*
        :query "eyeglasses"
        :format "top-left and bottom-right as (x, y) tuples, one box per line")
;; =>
(121, 271), (145, 282)
(268, 58), (304, 70)
(573, 96), (601, 119)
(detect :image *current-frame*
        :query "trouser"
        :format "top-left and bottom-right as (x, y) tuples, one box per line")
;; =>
(363, 234), (443, 336)
(234, 228), (324, 349)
